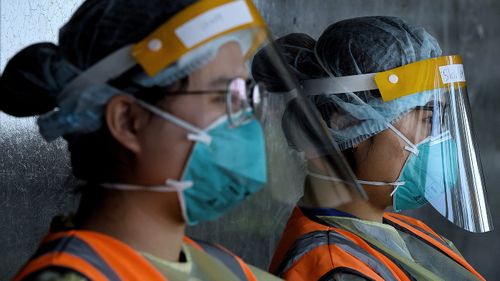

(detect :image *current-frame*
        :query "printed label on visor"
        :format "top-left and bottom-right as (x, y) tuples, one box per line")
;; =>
(439, 64), (466, 84)
(175, 0), (253, 48)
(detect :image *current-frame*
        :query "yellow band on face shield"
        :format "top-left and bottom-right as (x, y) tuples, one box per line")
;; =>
(375, 55), (467, 102)
(132, 0), (268, 76)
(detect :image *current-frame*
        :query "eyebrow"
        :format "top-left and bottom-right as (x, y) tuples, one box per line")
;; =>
(210, 75), (251, 88)
(415, 105), (434, 111)
(416, 100), (446, 111)
(210, 77), (233, 88)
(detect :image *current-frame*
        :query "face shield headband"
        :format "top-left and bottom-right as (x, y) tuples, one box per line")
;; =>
(302, 55), (493, 233)
(38, 0), (269, 141)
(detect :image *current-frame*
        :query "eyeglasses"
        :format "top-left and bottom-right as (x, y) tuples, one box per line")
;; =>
(224, 77), (267, 127)
(167, 78), (267, 127)
(119, 77), (267, 127)
(416, 100), (450, 135)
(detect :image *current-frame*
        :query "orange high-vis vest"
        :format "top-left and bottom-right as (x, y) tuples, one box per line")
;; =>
(270, 208), (485, 281)
(13, 230), (257, 281)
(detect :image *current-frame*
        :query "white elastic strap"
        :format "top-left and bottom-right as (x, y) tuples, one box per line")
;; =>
(187, 133), (211, 144)
(302, 73), (378, 96)
(101, 179), (193, 193)
(57, 45), (136, 103)
(390, 185), (401, 197)
(356, 180), (405, 197)
(387, 123), (419, 155)
(165, 179), (194, 190)
(188, 114), (229, 142)
(356, 180), (406, 187)
(307, 171), (350, 184)
(135, 99), (212, 145)
(309, 171), (404, 197)
(102, 180), (192, 224)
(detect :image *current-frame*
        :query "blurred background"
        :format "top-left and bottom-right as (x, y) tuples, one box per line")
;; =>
(1, 0), (500, 280)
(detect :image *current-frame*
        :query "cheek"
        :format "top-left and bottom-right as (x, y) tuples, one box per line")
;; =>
(355, 132), (410, 181)
(168, 95), (226, 128)
(391, 150), (411, 179)
(378, 138), (410, 180)
(139, 118), (195, 182)
(396, 112), (431, 144)
(371, 152), (408, 181)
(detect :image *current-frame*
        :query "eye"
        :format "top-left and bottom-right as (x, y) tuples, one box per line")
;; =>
(418, 108), (434, 125)
(424, 115), (433, 124)
(211, 94), (226, 104)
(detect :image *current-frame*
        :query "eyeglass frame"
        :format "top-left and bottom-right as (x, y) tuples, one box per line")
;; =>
(121, 77), (266, 127)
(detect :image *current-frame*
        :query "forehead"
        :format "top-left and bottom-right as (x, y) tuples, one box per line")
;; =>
(202, 42), (247, 81)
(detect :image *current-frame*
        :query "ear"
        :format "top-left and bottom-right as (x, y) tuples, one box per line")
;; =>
(105, 95), (147, 154)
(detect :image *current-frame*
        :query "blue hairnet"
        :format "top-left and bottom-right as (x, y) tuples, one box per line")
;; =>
(311, 16), (442, 150)
(1, 0), (198, 140)
(1, 0), (261, 141)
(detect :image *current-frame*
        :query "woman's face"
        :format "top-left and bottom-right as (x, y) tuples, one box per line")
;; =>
(135, 42), (247, 184)
(353, 107), (433, 208)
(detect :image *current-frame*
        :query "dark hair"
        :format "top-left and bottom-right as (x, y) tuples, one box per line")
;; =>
(252, 33), (325, 92)
(0, 43), (75, 117)
(251, 33), (359, 164)
(269, 16), (442, 167)
(266, 32), (382, 169)
(0, 0), (197, 184)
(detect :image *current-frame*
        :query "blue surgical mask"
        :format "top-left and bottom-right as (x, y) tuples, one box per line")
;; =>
(392, 134), (458, 211)
(355, 126), (458, 212)
(181, 116), (267, 225)
(306, 125), (459, 212)
(102, 100), (267, 225)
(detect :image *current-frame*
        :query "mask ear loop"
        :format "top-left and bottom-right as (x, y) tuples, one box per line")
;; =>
(386, 123), (419, 155)
(135, 99), (212, 145)
(355, 180), (406, 197)
(100, 180), (193, 193)
(355, 123), (415, 197)
(307, 170), (349, 184)
(100, 180), (193, 223)
(100, 98), (214, 224)
(308, 171), (405, 197)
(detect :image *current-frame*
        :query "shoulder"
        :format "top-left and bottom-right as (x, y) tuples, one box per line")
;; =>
(384, 212), (441, 235)
(247, 264), (283, 281)
(384, 212), (462, 249)
(384, 212), (424, 225)
(185, 237), (267, 280)
(275, 227), (376, 280)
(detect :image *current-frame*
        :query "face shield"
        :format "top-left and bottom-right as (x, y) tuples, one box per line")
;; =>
(303, 55), (492, 233)
(35, 0), (363, 225)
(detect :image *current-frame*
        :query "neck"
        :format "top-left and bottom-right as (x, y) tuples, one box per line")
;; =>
(334, 196), (386, 223)
(301, 175), (387, 223)
(75, 186), (186, 262)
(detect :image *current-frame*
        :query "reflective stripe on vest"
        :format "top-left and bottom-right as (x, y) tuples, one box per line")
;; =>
(14, 230), (167, 281)
(183, 237), (257, 281)
(275, 230), (399, 281)
(283, 244), (384, 281)
(384, 213), (449, 248)
(18, 234), (121, 281)
(14, 252), (110, 281)
(270, 208), (411, 281)
(383, 213), (486, 281)
(14, 231), (257, 281)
